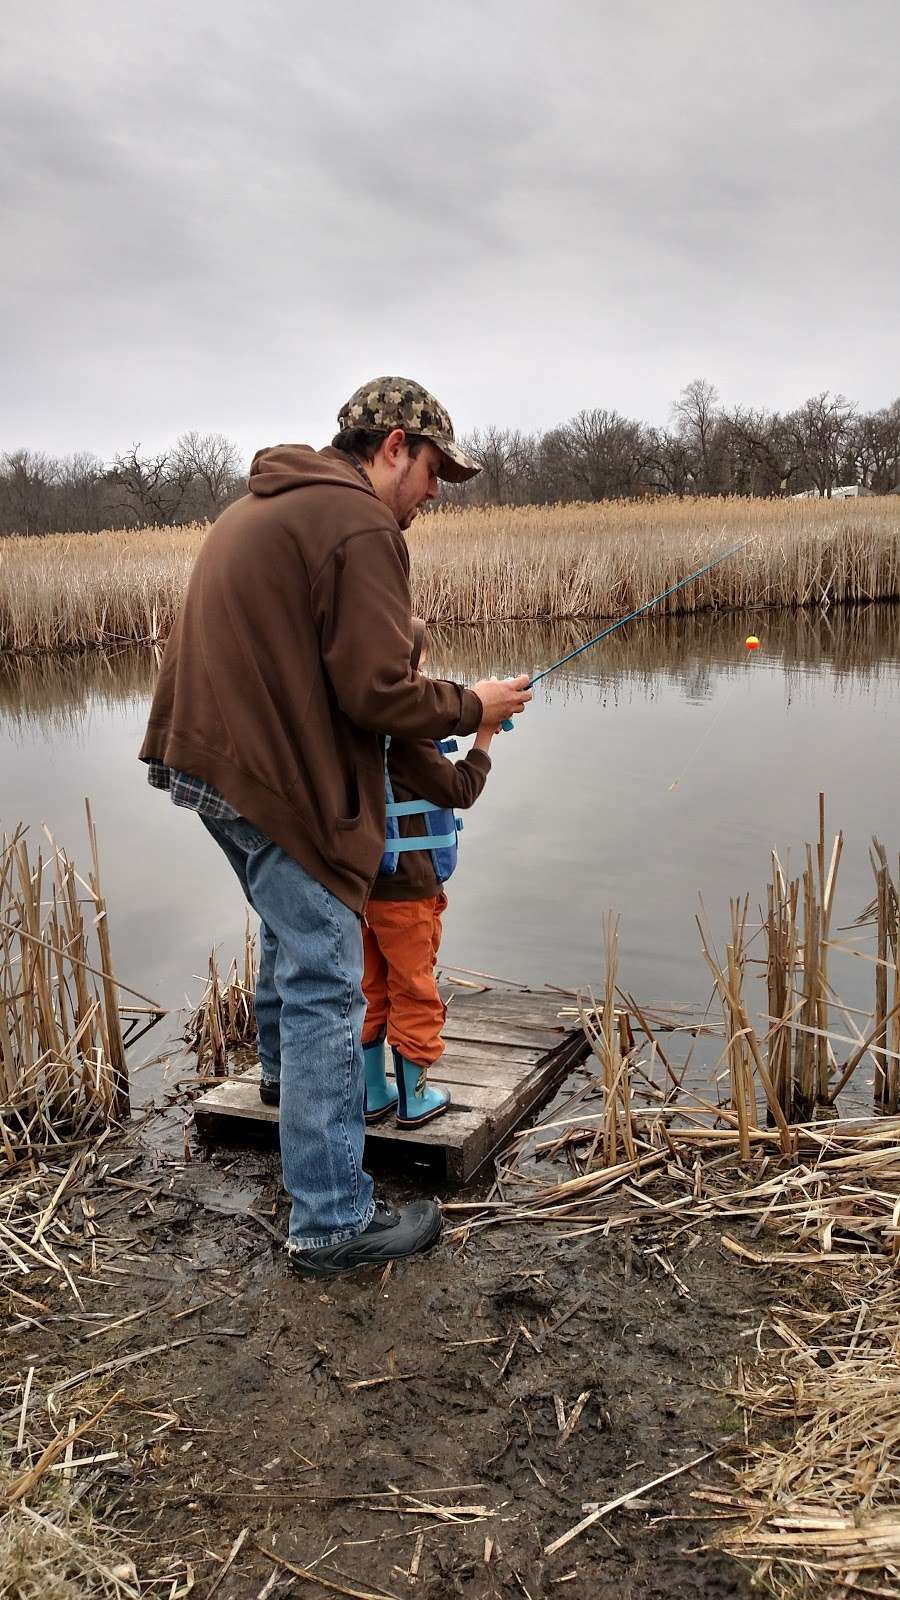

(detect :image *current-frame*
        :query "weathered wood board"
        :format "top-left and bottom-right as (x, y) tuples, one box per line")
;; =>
(192, 987), (590, 1183)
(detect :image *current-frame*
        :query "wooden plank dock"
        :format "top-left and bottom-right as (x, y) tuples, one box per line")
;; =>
(192, 987), (590, 1183)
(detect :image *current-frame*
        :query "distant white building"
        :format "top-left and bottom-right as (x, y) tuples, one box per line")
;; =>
(791, 484), (874, 500)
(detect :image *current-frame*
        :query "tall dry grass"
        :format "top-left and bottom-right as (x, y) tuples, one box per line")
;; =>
(0, 497), (898, 656)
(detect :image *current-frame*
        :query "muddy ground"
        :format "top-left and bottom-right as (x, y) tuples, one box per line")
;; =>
(5, 1105), (787, 1599)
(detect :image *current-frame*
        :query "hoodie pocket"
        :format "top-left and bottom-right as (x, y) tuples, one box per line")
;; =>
(335, 773), (361, 830)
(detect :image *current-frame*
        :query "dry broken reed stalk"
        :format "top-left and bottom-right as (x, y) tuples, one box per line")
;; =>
(0, 806), (155, 1160)
(2, 496), (899, 655)
(0, 1146), (170, 1598)
(765, 855), (800, 1119)
(869, 839), (900, 1114)
(444, 1007), (900, 1590)
(692, 797), (862, 1137)
(0, 1505), (140, 1600)
(793, 797), (844, 1117)
(709, 1248), (900, 1594)
(761, 799), (845, 1122)
(577, 914), (636, 1168)
(697, 897), (795, 1157)
(185, 918), (257, 1075)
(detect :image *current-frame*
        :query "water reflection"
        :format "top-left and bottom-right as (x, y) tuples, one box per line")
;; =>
(0, 647), (158, 734)
(1, 608), (900, 1114)
(2, 605), (899, 739)
(425, 604), (900, 694)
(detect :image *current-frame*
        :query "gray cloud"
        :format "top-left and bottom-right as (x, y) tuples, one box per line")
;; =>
(3, 0), (898, 463)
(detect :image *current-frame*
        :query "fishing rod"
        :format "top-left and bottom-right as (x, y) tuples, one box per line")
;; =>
(500, 538), (750, 726)
(530, 538), (749, 686)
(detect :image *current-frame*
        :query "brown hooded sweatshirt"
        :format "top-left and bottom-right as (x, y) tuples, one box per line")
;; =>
(138, 446), (482, 912)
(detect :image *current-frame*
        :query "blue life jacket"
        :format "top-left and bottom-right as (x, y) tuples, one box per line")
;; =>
(379, 738), (463, 884)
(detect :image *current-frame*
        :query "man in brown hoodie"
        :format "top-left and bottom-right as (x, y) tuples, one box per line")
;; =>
(139, 377), (531, 1277)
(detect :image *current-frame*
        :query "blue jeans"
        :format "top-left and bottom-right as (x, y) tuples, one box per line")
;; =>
(201, 815), (374, 1250)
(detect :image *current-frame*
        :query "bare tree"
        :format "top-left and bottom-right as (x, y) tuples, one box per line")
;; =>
(644, 427), (693, 496)
(673, 378), (721, 493)
(0, 449), (56, 534)
(172, 431), (243, 519)
(443, 427), (545, 507)
(558, 409), (648, 500)
(727, 408), (796, 496)
(110, 445), (196, 526)
(56, 452), (108, 531)
(463, 427), (518, 505)
(856, 401), (900, 493)
(534, 427), (580, 503)
(784, 392), (856, 497)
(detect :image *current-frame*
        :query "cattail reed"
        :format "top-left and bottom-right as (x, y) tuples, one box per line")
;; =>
(698, 895), (794, 1155)
(2, 496), (900, 656)
(870, 840), (900, 1113)
(791, 799), (844, 1118)
(578, 914), (636, 1168)
(185, 918), (257, 1074)
(0, 805), (134, 1157)
(765, 852), (800, 1117)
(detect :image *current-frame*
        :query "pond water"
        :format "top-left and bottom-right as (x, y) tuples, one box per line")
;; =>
(2, 606), (899, 1103)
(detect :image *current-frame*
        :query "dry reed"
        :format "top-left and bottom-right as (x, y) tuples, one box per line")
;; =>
(438, 801), (900, 1586)
(708, 1228), (900, 1596)
(1, 497), (899, 655)
(1, 1147), (183, 1598)
(184, 919), (257, 1074)
(448, 997), (900, 1596)
(0, 807), (157, 1160)
(869, 840), (900, 1114)
(0, 1505), (139, 1600)
(577, 915), (636, 1168)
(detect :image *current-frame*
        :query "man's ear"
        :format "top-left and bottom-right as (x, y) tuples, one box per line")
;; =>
(380, 428), (407, 468)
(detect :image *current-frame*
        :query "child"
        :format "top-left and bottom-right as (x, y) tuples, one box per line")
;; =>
(361, 620), (498, 1128)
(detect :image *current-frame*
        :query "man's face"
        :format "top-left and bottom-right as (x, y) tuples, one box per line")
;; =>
(390, 440), (441, 530)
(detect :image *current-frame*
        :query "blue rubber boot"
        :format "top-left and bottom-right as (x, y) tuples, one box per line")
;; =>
(363, 1036), (398, 1125)
(393, 1050), (450, 1128)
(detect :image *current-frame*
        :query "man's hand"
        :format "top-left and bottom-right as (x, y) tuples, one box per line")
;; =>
(471, 674), (532, 725)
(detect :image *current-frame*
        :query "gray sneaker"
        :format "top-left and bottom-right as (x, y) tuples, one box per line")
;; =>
(287, 1199), (442, 1278)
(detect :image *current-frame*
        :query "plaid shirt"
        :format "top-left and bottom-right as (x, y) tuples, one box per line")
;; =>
(146, 760), (239, 822)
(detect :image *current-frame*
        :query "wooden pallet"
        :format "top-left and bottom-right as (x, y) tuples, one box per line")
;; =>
(192, 988), (590, 1183)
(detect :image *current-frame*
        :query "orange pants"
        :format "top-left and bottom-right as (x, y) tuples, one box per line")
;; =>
(362, 892), (448, 1067)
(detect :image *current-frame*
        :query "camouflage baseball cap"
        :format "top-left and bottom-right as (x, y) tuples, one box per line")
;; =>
(337, 376), (481, 483)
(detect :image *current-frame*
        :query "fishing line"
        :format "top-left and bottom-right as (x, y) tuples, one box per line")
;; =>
(667, 630), (762, 790)
(666, 679), (739, 793)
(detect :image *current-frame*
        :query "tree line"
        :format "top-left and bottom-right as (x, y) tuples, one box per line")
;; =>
(0, 432), (244, 536)
(443, 384), (900, 508)
(3, 385), (899, 535)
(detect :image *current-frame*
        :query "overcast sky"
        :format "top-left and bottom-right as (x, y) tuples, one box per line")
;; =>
(3, 0), (899, 464)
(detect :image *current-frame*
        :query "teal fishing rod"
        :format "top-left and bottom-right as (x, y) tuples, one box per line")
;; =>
(500, 538), (749, 727)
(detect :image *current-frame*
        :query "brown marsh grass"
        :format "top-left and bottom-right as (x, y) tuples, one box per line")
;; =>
(1, 497), (898, 655)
